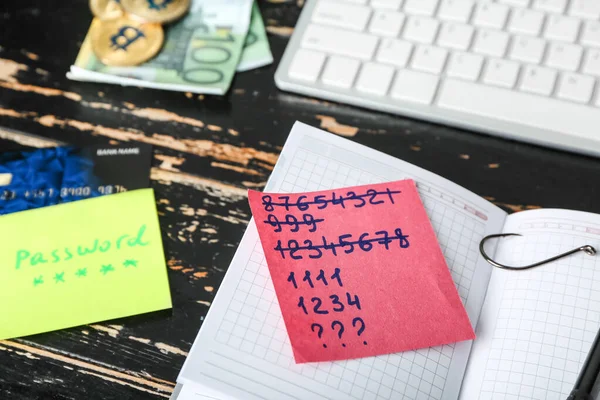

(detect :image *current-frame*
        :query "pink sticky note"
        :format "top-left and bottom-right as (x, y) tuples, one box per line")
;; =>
(248, 180), (475, 364)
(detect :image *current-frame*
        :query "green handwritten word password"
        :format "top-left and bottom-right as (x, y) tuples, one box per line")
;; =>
(15, 225), (149, 269)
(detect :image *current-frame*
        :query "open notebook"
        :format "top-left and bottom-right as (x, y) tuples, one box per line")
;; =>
(171, 122), (600, 400)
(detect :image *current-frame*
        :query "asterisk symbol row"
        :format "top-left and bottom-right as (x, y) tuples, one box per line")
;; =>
(32, 260), (138, 286)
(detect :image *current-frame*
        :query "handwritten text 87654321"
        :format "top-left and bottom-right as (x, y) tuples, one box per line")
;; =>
(261, 188), (401, 212)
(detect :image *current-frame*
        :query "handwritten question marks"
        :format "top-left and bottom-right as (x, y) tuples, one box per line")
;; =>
(331, 320), (345, 347)
(353, 317), (367, 345)
(311, 323), (326, 348)
(312, 320), (367, 349)
(308, 319), (368, 348)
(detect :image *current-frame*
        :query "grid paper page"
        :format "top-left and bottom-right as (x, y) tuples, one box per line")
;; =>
(461, 209), (600, 400)
(177, 122), (506, 400)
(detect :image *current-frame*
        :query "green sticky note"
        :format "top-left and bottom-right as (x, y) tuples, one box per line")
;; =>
(0, 188), (172, 340)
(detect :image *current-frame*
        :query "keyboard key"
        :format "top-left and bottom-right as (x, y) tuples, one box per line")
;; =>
(391, 70), (439, 104)
(544, 15), (580, 42)
(483, 59), (520, 88)
(370, 0), (403, 9)
(581, 21), (600, 48)
(509, 36), (545, 64)
(438, 0), (473, 22)
(411, 45), (448, 74)
(329, 0), (368, 4)
(519, 65), (557, 95)
(545, 42), (583, 71)
(321, 56), (361, 88)
(556, 72), (595, 103)
(312, 0), (371, 31)
(403, 0), (439, 16)
(473, 3), (509, 29)
(403, 16), (440, 44)
(473, 29), (509, 57)
(533, 0), (567, 13)
(289, 49), (326, 82)
(583, 49), (600, 76)
(507, 8), (544, 36)
(446, 52), (483, 80)
(568, 0), (600, 20)
(302, 24), (378, 60)
(437, 22), (474, 50)
(355, 62), (395, 95)
(376, 39), (413, 67)
(437, 78), (600, 142)
(368, 10), (405, 37)
(498, 0), (530, 6)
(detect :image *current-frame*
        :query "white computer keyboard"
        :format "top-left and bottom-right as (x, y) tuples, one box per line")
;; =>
(274, 0), (600, 157)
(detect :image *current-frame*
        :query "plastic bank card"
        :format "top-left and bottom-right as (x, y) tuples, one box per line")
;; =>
(0, 144), (152, 215)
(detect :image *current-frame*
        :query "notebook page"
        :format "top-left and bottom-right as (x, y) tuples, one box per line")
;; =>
(461, 209), (600, 400)
(176, 122), (506, 400)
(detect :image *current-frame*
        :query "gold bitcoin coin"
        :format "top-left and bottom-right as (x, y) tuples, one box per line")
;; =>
(120, 0), (190, 24)
(89, 0), (124, 20)
(91, 16), (164, 66)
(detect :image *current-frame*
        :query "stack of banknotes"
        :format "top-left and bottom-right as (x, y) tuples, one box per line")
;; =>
(67, 0), (273, 95)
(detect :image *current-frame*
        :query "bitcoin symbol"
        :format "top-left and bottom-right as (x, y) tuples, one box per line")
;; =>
(110, 26), (145, 51)
(146, 0), (173, 10)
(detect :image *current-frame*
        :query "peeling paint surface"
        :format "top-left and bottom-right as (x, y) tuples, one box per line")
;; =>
(315, 115), (359, 137)
(0, 58), (28, 82)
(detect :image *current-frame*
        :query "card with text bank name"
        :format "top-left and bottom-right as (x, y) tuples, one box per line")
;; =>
(0, 189), (172, 340)
(249, 180), (475, 363)
(0, 144), (152, 216)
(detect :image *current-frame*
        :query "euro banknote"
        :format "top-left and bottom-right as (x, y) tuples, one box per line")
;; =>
(68, 0), (261, 95)
(237, 3), (273, 72)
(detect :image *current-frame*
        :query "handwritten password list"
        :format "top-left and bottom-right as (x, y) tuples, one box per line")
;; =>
(0, 189), (172, 340)
(249, 180), (475, 364)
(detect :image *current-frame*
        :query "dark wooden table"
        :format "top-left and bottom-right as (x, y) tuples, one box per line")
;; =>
(1, 1), (600, 399)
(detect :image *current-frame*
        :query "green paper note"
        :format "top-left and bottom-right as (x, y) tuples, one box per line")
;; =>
(0, 189), (172, 340)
